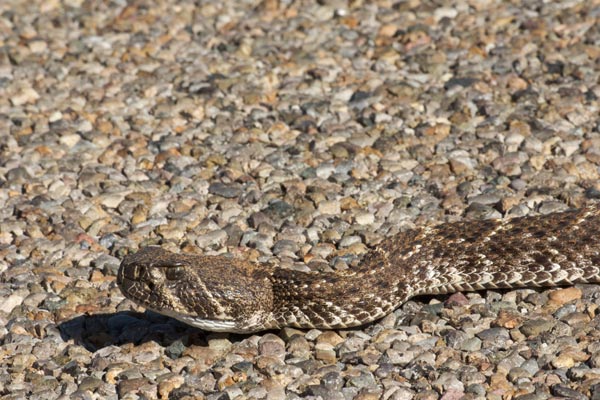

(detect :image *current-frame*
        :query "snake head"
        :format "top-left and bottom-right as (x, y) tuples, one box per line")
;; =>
(117, 247), (276, 333)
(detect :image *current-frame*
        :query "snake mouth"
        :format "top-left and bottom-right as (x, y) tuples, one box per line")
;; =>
(118, 260), (241, 331)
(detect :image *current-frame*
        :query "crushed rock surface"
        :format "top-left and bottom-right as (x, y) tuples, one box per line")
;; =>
(2, 0), (600, 399)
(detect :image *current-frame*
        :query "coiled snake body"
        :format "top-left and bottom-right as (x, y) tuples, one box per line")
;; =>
(118, 204), (600, 333)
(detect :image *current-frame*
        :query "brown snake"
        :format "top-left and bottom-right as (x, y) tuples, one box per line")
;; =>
(117, 204), (600, 333)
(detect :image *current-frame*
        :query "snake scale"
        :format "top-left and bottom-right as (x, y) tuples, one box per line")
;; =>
(117, 204), (600, 333)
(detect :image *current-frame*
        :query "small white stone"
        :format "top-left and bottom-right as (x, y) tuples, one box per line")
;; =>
(434, 7), (458, 21)
(208, 337), (233, 353)
(355, 212), (375, 225)
(318, 200), (341, 215)
(77, 119), (93, 133)
(220, 205), (243, 221)
(63, 0), (83, 7)
(0, 293), (24, 313)
(196, 230), (228, 249)
(0, 66), (12, 79)
(28, 40), (48, 53)
(10, 87), (39, 106)
(316, 164), (335, 179)
(59, 134), (81, 148)
(98, 192), (127, 208)
(49, 111), (63, 122)
(505, 133), (525, 147)
(0, 232), (13, 245)
(333, 88), (354, 102)
(560, 140), (581, 157)
(48, 180), (70, 198)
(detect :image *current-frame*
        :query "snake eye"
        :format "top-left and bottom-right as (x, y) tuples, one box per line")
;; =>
(165, 266), (185, 281)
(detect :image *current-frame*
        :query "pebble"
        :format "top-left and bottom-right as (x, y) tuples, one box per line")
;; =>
(0, 293), (25, 313)
(208, 182), (243, 199)
(548, 287), (582, 305)
(519, 319), (556, 337)
(315, 342), (337, 364)
(318, 200), (342, 215)
(258, 334), (286, 361)
(460, 337), (482, 352)
(195, 229), (228, 249)
(157, 373), (185, 399)
(355, 212), (375, 225)
(207, 336), (233, 354)
(10, 87), (40, 106)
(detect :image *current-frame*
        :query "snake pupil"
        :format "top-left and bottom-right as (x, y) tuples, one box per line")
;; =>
(166, 267), (184, 281)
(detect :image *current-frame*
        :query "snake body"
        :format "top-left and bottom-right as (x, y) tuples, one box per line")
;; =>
(117, 204), (600, 333)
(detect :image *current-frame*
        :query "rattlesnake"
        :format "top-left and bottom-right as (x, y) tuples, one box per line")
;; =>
(117, 204), (600, 333)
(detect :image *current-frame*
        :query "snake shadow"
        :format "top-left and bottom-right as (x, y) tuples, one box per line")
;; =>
(57, 311), (250, 352)
(60, 286), (600, 352)
(56, 291), (514, 352)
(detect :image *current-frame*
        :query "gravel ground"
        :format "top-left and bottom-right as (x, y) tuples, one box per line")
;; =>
(2, 0), (600, 399)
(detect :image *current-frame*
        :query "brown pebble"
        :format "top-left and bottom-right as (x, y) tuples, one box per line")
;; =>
(314, 342), (337, 364)
(548, 287), (582, 305)
(354, 390), (381, 400)
(494, 309), (524, 329)
(117, 378), (150, 397)
(378, 24), (397, 38)
(445, 292), (470, 307)
(316, 331), (344, 347)
(182, 346), (220, 366)
(258, 333), (286, 361)
(157, 374), (184, 400)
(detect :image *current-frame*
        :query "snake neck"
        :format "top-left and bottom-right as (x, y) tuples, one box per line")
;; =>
(268, 248), (412, 330)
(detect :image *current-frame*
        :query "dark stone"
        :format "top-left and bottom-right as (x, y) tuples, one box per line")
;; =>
(208, 182), (243, 198)
(263, 200), (294, 220)
(165, 340), (185, 359)
(444, 77), (478, 90)
(349, 90), (371, 103)
(551, 384), (587, 400)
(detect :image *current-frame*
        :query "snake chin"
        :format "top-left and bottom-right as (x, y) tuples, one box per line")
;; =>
(155, 307), (240, 332)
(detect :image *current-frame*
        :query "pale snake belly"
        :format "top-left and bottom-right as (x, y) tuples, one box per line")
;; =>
(117, 204), (600, 333)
